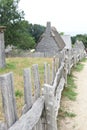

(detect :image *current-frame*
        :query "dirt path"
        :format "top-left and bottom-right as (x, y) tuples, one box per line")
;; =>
(58, 61), (87, 130)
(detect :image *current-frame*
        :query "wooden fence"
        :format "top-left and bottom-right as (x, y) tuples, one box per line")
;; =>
(0, 44), (86, 130)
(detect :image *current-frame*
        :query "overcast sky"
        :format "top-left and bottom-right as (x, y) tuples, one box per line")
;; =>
(19, 0), (87, 36)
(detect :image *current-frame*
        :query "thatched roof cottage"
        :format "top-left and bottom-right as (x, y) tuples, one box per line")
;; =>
(36, 22), (65, 54)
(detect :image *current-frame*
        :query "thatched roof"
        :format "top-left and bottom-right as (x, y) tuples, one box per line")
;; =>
(36, 22), (66, 53)
(51, 27), (65, 50)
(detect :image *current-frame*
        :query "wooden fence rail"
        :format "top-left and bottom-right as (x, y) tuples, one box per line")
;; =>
(0, 43), (86, 130)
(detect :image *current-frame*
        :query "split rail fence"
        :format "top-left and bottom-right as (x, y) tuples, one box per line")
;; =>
(0, 43), (86, 130)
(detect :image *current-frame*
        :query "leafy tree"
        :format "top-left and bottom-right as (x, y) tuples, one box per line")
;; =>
(28, 24), (45, 43)
(0, 0), (24, 25)
(0, 0), (35, 49)
(71, 34), (87, 47)
(59, 32), (64, 35)
(11, 20), (35, 49)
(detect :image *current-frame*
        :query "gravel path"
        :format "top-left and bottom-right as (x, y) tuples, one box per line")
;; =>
(58, 62), (87, 130)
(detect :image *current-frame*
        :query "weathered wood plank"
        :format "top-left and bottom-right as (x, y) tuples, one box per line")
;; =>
(32, 64), (40, 100)
(52, 57), (56, 82)
(0, 30), (6, 68)
(0, 122), (7, 130)
(64, 57), (67, 86)
(36, 119), (42, 130)
(55, 77), (65, 116)
(22, 68), (33, 114)
(44, 63), (47, 84)
(53, 62), (64, 90)
(43, 84), (57, 130)
(0, 72), (18, 128)
(8, 97), (44, 130)
(47, 64), (50, 84)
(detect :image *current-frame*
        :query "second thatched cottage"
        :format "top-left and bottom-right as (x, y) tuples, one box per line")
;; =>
(36, 22), (65, 55)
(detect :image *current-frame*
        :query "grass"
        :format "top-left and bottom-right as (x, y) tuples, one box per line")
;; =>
(59, 108), (76, 118)
(81, 57), (87, 62)
(74, 62), (84, 72)
(63, 74), (77, 101)
(15, 90), (23, 97)
(74, 58), (87, 72)
(0, 57), (53, 120)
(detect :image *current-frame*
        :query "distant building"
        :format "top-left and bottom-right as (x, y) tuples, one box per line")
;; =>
(74, 40), (85, 49)
(61, 35), (72, 50)
(36, 22), (65, 54)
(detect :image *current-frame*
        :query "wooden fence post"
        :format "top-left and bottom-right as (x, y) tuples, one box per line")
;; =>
(0, 26), (6, 68)
(67, 50), (71, 75)
(47, 64), (50, 84)
(32, 64), (41, 100)
(64, 57), (67, 86)
(73, 50), (77, 67)
(0, 72), (18, 128)
(22, 68), (33, 114)
(52, 57), (56, 83)
(0, 122), (7, 130)
(32, 64), (41, 130)
(43, 84), (57, 130)
(44, 63), (47, 84)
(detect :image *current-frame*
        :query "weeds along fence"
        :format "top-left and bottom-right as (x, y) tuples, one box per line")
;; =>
(0, 46), (86, 130)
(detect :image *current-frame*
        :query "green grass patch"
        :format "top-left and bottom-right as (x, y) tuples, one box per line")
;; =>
(15, 90), (23, 97)
(81, 57), (87, 62)
(74, 58), (87, 72)
(6, 62), (16, 69)
(0, 62), (16, 73)
(59, 108), (76, 118)
(74, 62), (84, 72)
(63, 74), (77, 101)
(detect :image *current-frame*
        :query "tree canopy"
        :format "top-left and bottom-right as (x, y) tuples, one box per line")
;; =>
(0, 0), (36, 49)
(28, 24), (45, 43)
(71, 34), (87, 48)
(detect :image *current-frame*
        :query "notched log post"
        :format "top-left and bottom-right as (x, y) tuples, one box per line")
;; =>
(0, 72), (18, 128)
(43, 84), (57, 130)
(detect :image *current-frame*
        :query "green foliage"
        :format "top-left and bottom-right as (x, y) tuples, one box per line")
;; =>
(59, 32), (64, 35)
(0, 0), (24, 45)
(15, 90), (23, 97)
(0, 0), (24, 25)
(71, 34), (87, 47)
(28, 24), (45, 43)
(64, 111), (76, 117)
(80, 57), (87, 62)
(59, 108), (76, 118)
(0, 62), (16, 73)
(6, 62), (16, 69)
(0, 0), (35, 49)
(74, 62), (84, 72)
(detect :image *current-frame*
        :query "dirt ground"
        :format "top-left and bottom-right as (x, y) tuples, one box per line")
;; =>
(58, 62), (87, 130)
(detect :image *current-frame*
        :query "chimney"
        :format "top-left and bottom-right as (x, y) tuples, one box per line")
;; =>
(45, 22), (51, 35)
